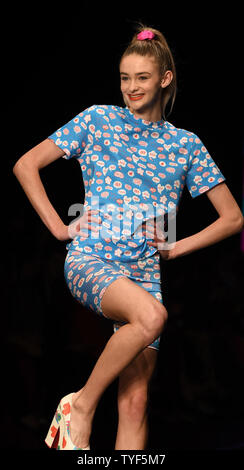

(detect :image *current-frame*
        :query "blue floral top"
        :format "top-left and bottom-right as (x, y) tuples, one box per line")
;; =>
(48, 105), (226, 261)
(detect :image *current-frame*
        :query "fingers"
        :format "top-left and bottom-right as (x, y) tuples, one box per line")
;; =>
(87, 216), (102, 232)
(142, 221), (167, 249)
(142, 223), (165, 240)
(80, 210), (102, 232)
(83, 223), (100, 232)
(87, 212), (102, 222)
(68, 209), (102, 238)
(142, 225), (154, 239)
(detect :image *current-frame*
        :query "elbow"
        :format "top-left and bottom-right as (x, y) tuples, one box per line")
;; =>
(220, 212), (244, 235)
(13, 155), (34, 176)
(13, 156), (24, 175)
(230, 213), (244, 234)
(237, 214), (244, 233)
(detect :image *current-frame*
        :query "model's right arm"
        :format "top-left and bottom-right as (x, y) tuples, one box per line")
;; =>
(13, 138), (72, 241)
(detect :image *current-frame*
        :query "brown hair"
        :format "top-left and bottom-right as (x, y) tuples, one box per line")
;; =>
(120, 24), (177, 119)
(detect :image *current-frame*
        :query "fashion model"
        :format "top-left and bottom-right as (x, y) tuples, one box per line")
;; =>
(13, 25), (244, 450)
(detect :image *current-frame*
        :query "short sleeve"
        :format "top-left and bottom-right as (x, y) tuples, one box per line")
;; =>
(48, 105), (97, 160)
(186, 134), (226, 198)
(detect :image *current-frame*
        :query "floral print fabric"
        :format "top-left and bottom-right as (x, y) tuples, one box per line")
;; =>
(48, 104), (226, 262)
(64, 250), (163, 350)
(48, 104), (226, 351)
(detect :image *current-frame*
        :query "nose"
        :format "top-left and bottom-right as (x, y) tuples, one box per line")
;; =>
(128, 79), (140, 93)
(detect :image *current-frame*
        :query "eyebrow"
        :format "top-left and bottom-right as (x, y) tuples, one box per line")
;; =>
(120, 72), (151, 76)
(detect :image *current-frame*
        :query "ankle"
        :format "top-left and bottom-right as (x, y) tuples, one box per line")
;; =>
(73, 389), (95, 418)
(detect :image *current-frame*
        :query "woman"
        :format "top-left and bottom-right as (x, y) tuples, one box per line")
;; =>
(13, 25), (243, 450)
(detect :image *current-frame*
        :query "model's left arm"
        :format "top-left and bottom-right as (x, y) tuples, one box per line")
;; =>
(147, 183), (244, 259)
(170, 182), (243, 259)
(147, 131), (244, 259)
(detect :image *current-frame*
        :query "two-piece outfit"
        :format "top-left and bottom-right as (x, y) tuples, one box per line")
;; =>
(48, 104), (226, 351)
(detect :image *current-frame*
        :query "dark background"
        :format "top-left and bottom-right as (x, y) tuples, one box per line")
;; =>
(2, 3), (244, 455)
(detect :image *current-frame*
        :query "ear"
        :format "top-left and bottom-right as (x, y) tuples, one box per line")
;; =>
(161, 70), (173, 89)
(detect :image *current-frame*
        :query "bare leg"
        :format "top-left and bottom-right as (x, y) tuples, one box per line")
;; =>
(115, 347), (158, 450)
(70, 278), (167, 448)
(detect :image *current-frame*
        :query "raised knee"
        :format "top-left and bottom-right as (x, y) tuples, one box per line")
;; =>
(118, 388), (148, 421)
(141, 304), (168, 344)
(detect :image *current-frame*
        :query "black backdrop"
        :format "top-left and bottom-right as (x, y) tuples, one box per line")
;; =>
(2, 3), (244, 456)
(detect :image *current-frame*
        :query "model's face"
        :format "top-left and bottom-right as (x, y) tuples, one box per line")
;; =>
(120, 54), (163, 113)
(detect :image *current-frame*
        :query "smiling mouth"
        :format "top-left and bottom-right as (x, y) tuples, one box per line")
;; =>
(128, 94), (144, 101)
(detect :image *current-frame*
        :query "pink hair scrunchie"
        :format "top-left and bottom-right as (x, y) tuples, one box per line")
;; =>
(137, 30), (155, 40)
